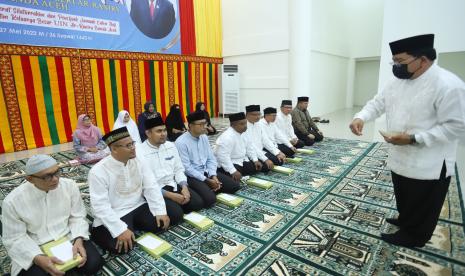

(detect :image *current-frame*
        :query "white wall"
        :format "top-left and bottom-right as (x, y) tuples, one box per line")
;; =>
(378, 0), (465, 91)
(438, 52), (465, 82)
(222, 0), (385, 115)
(353, 59), (380, 106)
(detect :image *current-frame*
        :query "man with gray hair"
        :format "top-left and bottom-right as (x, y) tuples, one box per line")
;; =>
(2, 154), (103, 276)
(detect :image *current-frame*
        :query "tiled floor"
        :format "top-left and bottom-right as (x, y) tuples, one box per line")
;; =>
(1, 107), (464, 199)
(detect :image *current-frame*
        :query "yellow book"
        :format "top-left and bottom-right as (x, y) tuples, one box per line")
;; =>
(296, 148), (315, 155)
(184, 212), (214, 231)
(246, 177), (273, 189)
(286, 157), (303, 163)
(40, 237), (82, 272)
(136, 233), (172, 259)
(271, 165), (295, 175)
(217, 193), (244, 207)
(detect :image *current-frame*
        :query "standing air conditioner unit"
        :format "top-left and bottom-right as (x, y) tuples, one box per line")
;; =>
(221, 64), (240, 116)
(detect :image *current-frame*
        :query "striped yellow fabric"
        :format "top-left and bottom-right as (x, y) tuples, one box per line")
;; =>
(193, 0), (222, 58)
(0, 78), (13, 153)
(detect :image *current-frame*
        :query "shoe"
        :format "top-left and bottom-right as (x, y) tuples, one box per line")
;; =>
(381, 231), (425, 248)
(320, 119), (330, 123)
(385, 218), (400, 227)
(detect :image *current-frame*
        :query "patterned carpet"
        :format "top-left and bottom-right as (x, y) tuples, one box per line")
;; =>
(1, 128), (464, 275)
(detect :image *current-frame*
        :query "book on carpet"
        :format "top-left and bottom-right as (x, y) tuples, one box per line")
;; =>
(136, 233), (172, 259)
(286, 157), (303, 163)
(216, 193), (243, 207)
(246, 177), (273, 189)
(184, 212), (214, 231)
(40, 237), (82, 272)
(296, 148), (315, 155)
(272, 165), (295, 175)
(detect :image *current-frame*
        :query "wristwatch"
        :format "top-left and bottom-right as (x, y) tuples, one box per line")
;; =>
(409, 134), (417, 144)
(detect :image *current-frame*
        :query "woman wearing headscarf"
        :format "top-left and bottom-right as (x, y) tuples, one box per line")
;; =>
(165, 104), (187, 141)
(137, 101), (161, 142)
(113, 110), (142, 143)
(195, 102), (217, 135)
(73, 114), (109, 163)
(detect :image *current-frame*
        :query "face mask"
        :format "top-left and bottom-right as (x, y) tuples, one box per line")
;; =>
(392, 63), (414, 79)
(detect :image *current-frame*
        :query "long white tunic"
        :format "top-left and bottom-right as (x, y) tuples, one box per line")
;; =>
(88, 155), (166, 238)
(136, 140), (187, 192)
(259, 118), (293, 148)
(215, 127), (258, 174)
(243, 121), (277, 161)
(2, 179), (89, 276)
(355, 64), (465, 179)
(276, 111), (298, 141)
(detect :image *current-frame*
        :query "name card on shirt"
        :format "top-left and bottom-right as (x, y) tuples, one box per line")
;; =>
(136, 233), (172, 259)
(272, 166), (295, 175)
(184, 212), (214, 231)
(286, 157), (303, 163)
(40, 237), (82, 272)
(296, 148), (315, 155)
(216, 193), (243, 207)
(246, 177), (273, 189)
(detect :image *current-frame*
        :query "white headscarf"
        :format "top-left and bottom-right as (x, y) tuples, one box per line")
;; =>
(113, 110), (142, 143)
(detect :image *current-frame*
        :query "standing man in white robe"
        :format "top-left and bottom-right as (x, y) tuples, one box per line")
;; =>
(2, 154), (103, 276)
(215, 112), (262, 181)
(136, 116), (204, 221)
(276, 100), (305, 148)
(350, 34), (465, 248)
(88, 127), (171, 254)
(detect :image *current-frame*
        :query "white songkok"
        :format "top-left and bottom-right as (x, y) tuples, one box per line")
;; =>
(25, 154), (58, 175)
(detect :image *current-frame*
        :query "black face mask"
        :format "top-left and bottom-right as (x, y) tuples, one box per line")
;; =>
(392, 63), (414, 79)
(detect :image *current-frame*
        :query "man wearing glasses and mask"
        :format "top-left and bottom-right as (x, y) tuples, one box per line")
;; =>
(88, 126), (171, 254)
(350, 34), (465, 248)
(2, 154), (103, 276)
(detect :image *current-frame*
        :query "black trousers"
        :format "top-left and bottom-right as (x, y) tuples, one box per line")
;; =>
(206, 124), (217, 136)
(186, 171), (241, 208)
(294, 129), (315, 146)
(292, 139), (305, 148)
(91, 203), (179, 254)
(264, 149), (284, 166)
(163, 185), (204, 220)
(278, 144), (295, 158)
(19, 240), (103, 275)
(308, 129), (324, 142)
(391, 162), (451, 244)
(218, 161), (258, 177)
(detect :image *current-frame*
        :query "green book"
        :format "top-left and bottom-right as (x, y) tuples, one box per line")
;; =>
(246, 177), (273, 189)
(184, 212), (214, 231)
(216, 193), (244, 207)
(136, 233), (172, 259)
(40, 237), (82, 272)
(296, 148), (315, 155)
(271, 165), (295, 175)
(286, 157), (303, 163)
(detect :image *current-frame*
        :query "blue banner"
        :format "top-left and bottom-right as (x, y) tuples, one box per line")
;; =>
(0, 0), (180, 54)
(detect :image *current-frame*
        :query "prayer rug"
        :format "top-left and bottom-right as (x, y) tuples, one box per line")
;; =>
(1, 137), (464, 275)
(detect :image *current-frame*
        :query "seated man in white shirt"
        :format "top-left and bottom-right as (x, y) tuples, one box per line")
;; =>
(2, 154), (103, 276)
(259, 107), (296, 158)
(276, 100), (305, 148)
(175, 111), (241, 207)
(243, 105), (279, 170)
(215, 112), (262, 181)
(137, 116), (204, 221)
(89, 127), (172, 254)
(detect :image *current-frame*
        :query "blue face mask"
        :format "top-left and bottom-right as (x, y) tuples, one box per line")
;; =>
(392, 63), (414, 79)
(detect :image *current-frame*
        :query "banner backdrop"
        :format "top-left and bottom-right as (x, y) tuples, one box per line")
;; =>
(0, 0), (180, 53)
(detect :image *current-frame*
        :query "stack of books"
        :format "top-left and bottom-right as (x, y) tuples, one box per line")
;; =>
(136, 233), (172, 258)
(216, 193), (244, 207)
(246, 177), (273, 189)
(184, 212), (214, 231)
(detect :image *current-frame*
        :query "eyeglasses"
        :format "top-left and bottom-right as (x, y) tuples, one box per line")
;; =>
(31, 168), (62, 181)
(192, 122), (207, 126)
(114, 141), (136, 149)
(389, 57), (418, 67)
